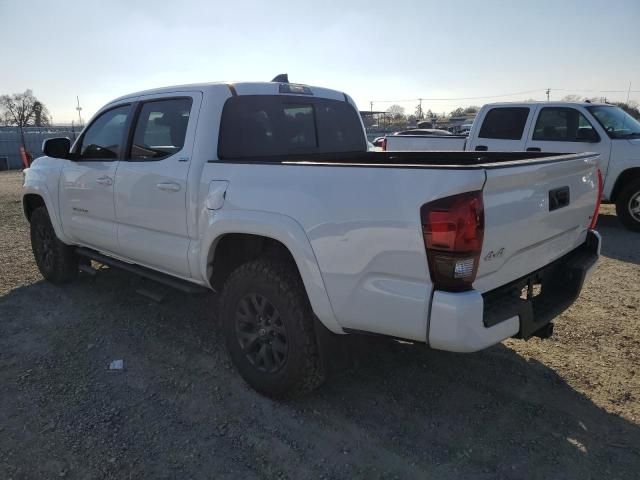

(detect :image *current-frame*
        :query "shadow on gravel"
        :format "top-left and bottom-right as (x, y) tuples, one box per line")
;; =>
(597, 213), (640, 265)
(1, 268), (639, 479)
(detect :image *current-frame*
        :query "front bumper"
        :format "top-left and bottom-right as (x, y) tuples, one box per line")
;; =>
(428, 230), (601, 353)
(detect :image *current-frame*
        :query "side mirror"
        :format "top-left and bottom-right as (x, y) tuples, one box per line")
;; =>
(42, 137), (71, 159)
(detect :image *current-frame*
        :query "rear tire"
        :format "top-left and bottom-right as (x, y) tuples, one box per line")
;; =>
(30, 207), (79, 283)
(615, 179), (640, 232)
(219, 258), (324, 398)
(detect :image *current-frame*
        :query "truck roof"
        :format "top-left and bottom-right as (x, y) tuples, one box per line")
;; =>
(484, 101), (611, 108)
(108, 81), (349, 105)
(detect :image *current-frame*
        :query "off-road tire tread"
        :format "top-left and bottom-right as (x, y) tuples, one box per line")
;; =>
(220, 258), (324, 398)
(30, 207), (79, 283)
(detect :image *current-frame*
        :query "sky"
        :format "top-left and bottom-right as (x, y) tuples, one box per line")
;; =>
(1, 0), (639, 123)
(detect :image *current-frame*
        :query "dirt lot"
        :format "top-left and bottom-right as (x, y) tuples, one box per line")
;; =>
(1, 170), (639, 479)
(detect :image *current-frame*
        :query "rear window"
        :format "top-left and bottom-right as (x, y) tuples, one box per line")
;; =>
(218, 95), (366, 159)
(478, 107), (530, 140)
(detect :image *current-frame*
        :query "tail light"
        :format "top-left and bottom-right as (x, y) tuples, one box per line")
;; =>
(589, 168), (603, 229)
(421, 191), (484, 292)
(381, 137), (387, 151)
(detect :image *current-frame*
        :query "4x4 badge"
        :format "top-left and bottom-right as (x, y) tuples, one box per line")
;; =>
(484, 248), (505, 261)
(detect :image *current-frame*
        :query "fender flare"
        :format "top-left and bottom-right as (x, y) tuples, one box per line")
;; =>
(198, 209), (344, 334)
(22, 182), (71, 244)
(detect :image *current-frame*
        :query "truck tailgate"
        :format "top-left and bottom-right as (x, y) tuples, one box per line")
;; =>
(474, 153), (599, 293)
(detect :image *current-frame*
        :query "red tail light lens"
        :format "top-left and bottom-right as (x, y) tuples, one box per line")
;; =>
(421, 191), (484, 292)
(589, 168), (603, 229)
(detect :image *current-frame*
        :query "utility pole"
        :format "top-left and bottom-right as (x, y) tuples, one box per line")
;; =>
(546, 88), (550, 101)
(76, 96), (83, 127)
(370, 101), (373, 113)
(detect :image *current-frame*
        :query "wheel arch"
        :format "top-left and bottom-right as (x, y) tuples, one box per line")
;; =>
(610, 167), (640, 202)
(23, 193), (46, 222)
(22, 185), (69, 243)
(200, 210), (343, 334)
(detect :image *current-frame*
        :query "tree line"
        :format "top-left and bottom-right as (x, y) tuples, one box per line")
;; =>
(372, 96), (640, 127)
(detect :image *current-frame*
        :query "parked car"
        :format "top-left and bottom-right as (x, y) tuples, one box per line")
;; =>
(384, 101), (640, 231)
(459, 123), (474, 134)
(23, 80), (601, 397)
(372, 136), (386, 148)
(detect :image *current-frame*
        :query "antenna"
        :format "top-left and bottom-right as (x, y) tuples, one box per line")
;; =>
(621, 81), (632, 133)
(75, 96), (83, 127)
(546, 88), (550, 101)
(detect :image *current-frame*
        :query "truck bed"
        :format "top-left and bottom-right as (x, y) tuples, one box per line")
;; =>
(204, 149), (599, 341)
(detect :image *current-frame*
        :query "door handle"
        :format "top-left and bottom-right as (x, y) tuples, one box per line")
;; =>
(156, 182), (181, 192)
(475, 145), (488, 151)
(96, 176), (113, 186)
(526, 147), (541, 152)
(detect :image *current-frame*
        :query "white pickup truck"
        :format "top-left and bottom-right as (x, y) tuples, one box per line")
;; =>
(23, 79), (601, 397)
(384, 101), (640, 231)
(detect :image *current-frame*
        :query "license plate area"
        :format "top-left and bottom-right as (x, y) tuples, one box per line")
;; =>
(482, 232), (598, 339)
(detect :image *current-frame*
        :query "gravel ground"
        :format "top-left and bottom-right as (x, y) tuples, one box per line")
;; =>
(1, 170), (639, 479)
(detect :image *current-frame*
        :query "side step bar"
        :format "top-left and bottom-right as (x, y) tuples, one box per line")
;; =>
(76, 247), (209, 294)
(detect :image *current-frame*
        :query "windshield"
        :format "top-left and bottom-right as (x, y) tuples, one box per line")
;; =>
(587, 105), (640, 139)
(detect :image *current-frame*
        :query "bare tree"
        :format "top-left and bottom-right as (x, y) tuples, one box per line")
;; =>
(612, 102), (640, 120)
(414, 103), (423, 120)
(386, 104), (406, 124)
(561, 94), (583, 102)
(0, 90), (51, 149)
(386, 104), (405, 115)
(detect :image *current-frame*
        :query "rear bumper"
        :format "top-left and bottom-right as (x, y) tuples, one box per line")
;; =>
(428, 230), (600, 353)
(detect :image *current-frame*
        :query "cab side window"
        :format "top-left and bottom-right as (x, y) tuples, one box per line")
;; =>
(478, 107), (530, 140)
(78, 105), (130, 160)
(533, 107), (599, 142)
(129, 98), (193, 161)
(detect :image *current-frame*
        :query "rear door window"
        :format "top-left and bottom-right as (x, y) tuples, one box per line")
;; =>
(478, 107), (530, 140)
(218, 95), (365, 158)
(130, 98), (193, 161)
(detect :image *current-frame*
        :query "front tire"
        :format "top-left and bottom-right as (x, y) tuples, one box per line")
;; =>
(219, 258), (324, 398)
(615, 179), (640, 232)
(30, 207), (79, 283)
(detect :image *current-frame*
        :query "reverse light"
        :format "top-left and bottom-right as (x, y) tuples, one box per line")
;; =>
(589, 168), (603, 229)
(421, 191), (484, 292)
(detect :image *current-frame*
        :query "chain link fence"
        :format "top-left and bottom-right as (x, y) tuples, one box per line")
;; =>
(0, 125), (82, 170)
